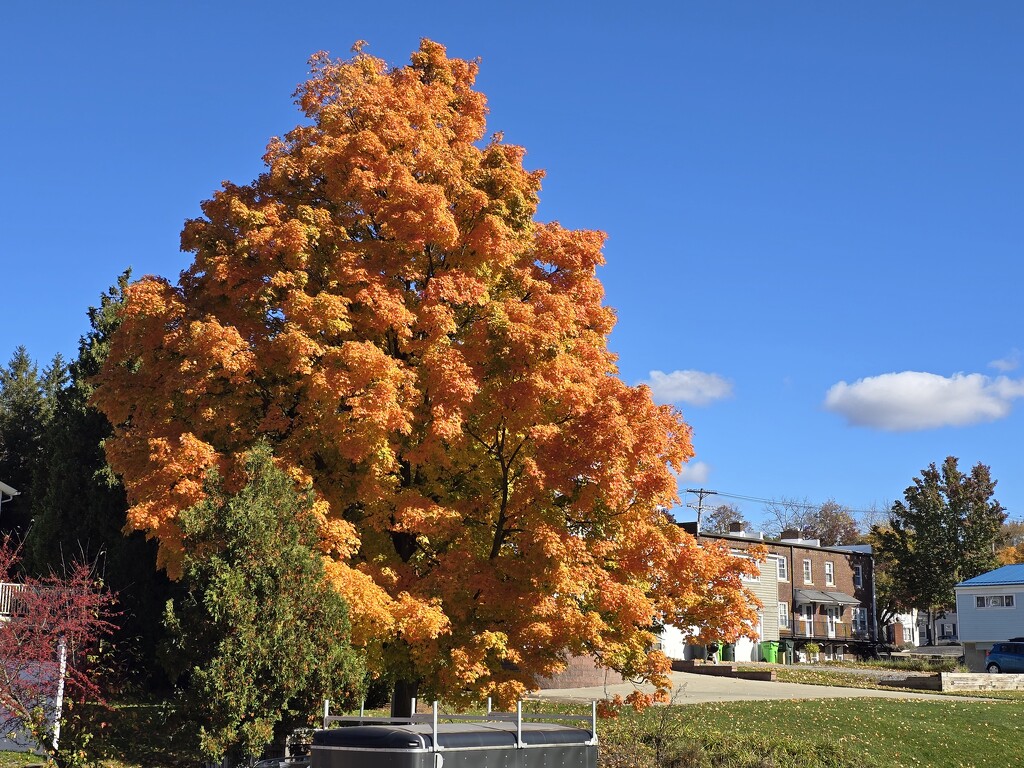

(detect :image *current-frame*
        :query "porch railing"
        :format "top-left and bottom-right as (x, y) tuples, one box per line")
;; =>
(0, 582), (24, 617)
(781, 620), (872, 641)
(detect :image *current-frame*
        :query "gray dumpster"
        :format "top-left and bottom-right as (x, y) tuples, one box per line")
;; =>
(313, 702), (597, 768)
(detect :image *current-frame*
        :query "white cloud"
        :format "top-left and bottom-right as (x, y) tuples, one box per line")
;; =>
(644, 370), (733, 406)
(676, 461), (711, 484)
(990, 349), (1021, 373)
(824, 371), (1024, 431)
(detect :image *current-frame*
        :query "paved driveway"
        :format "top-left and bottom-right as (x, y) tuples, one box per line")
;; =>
(531, 669), (974, 704)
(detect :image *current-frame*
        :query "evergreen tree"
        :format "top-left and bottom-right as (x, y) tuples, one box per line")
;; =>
(26, 273), (172, 686)
(873, 457), (1005, 623)
(163, 442), (364, 763)
(0, 346), (63, 536)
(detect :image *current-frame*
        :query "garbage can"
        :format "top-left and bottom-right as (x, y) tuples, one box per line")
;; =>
(704, 642), (719, 662)
(720, 643), (734, 662)
(314, 703), (597, 768)
(778, 640), (794, 665)
(759, 640), (779, 663)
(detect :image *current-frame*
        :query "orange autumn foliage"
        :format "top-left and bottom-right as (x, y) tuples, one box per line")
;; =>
(93, 40), (760, 708)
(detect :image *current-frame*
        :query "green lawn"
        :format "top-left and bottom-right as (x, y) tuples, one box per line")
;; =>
(597, 698), (1024, 767)
(741, 664), (1024, 700)
(4, 696), (1021, 767)
(0, 754), (43, 768)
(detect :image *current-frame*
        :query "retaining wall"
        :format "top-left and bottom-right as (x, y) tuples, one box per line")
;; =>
(940, 672), (1024, 691)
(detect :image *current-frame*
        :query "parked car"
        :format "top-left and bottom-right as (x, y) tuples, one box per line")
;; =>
(985, 642), (1024, 673)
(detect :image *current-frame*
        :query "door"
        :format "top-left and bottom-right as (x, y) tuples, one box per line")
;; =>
(826, 606), (837, 639)
(802, 605), (814, 636)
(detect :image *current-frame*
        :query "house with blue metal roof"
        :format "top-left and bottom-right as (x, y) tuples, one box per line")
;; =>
(955, 564), (1024, 671)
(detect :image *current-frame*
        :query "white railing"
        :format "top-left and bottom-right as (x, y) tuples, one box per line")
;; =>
(322, 699), (598, 749)
(0, 582), (24, 617)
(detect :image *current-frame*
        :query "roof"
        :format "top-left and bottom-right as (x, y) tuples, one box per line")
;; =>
(794, 589), (860, 606)
(681, 526), (872, 556)
(957, 564), (1024, 588)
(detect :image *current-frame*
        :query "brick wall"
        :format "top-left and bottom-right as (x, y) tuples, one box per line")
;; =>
(698, 532), (875, 645)
(533, 655), (629, 689)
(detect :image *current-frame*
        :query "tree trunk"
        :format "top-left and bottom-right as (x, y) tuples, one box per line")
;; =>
(391, 679), (420, 718)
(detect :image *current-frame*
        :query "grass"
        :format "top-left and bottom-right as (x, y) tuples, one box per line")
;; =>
(595, 698), (1024, 768)
(751, 666), (886, 689)
(3, 682), (1021, 767)
(736, 663), (1024, 700)
(821, 658), (965, 673)
(0, 754), (43, 768)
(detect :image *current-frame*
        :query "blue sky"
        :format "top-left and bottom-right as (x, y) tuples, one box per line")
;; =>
(2, 2), (1022, 526)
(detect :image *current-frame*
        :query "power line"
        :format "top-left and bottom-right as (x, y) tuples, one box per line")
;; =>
(684, 489), (887, 517)
(684, 488), (717, 530)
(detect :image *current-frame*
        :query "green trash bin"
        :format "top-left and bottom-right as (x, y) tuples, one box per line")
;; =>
(720, 643), (734, 662)
(759, 640), (779, 663)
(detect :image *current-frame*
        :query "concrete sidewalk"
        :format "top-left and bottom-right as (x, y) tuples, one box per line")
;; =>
(530, 669), (976, 704)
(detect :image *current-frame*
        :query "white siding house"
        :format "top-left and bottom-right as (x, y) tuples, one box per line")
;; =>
(955, 564), (1024, 671)
(734, 557), (779, 661)
(657, 555), (780, 662)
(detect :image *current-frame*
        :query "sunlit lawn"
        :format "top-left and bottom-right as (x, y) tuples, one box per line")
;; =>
(0, 754), (42, 768)
(2, 696), (1021, 767)
(750, 665), (1024, 700)
(600, 698), (1024, 768)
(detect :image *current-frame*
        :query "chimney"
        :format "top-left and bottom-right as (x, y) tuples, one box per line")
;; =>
(728, 522), (744, 534)
(781, 528), (801, 540)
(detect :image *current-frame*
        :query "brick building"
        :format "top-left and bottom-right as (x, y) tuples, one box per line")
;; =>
(673, 522), (878, 660)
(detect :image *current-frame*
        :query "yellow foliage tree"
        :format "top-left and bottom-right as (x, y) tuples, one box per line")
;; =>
(997, 543), (1024, 565)
(93, 40), (760, 711)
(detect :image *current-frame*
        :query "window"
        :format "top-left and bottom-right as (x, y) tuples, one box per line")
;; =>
(776, 557), (788, 582)
(803, 559), (813, 583)
(853, 564), (863, 589)
(976, 595), (1016, 608)
(852, 607), (868, 634)
(779, 602), (790, 629)
(903, 626), (913, 643)
(824, 561), (835, 586)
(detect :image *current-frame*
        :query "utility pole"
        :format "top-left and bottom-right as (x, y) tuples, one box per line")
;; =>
(686, 488), (717, 532)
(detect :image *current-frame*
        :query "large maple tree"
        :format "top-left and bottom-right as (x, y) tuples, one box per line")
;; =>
(94, 40), (758, 709)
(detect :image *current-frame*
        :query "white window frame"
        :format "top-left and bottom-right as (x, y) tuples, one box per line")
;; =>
(903, 626), (913, 643)
(853, 564), (863, 589)
(779, 602), (790, 629)
(824, 561), (835, 586)
(977, 594), (1016, 608)
(803, 559), (813, 584)
(776, 556), (789, 582)
(852, 607), (868, 633)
